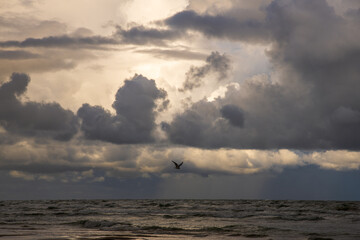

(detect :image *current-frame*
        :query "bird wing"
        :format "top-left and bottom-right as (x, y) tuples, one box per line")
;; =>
(179, 162), (183, 167)
(172, 161), (178, 167)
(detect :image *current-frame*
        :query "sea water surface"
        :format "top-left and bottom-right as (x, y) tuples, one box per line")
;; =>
(0, 199), (359, 239)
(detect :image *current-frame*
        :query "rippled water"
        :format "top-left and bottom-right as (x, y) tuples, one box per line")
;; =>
(0, 199), (359, 239)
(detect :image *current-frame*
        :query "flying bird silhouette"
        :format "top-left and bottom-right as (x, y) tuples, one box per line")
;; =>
(172, 161), (183, 169)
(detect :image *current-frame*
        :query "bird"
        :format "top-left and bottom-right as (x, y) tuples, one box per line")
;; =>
(172, 161), (183, 169)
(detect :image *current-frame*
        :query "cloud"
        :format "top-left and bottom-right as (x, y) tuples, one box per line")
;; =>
(179, 51), (230, 91)
(77, 74), (168, 144)
(116, 26), (182, 45)
(0, 139), (99, 174)
(0, 35), (118, 49)
(0, 15), (112, 49)
(9, 170), (35, 181)
(0, 0), (358, 201)
(305, 150), (360, 171)
(0, 16), (68, 40)
(0, 73), (79, 140)
(220, 104), (245, 128)
(0, 15), (115, 76)
(0, 138), (151, 184)
(0, 131), (358, 195)
(0, 50), (39, 59)
(331, 106), (360, 125)
(0, 51), (79, 80)
(165, 10), (270, 43)
(162, 0), (360, 150)
(1, 138), (359, 183)
(161, 100), (222, 148)
(0, 24), (181, 49)
(163, 73), (360, 149)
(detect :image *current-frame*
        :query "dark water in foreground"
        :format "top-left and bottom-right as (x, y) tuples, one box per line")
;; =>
(0, 200), (359, 240)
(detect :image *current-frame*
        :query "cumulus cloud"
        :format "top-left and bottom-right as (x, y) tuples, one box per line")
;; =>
(179, 51), (230, 91)
(220, 104), (245, 128)
(78, 74), (168, 144)
(162, 100), (226, 148)
(162, 0), (360, 150)
(304, 150), (360, 171)
(0, 73), (79, 140)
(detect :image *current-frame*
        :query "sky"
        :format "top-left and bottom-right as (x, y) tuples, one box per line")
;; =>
(0, 0), (360, 200)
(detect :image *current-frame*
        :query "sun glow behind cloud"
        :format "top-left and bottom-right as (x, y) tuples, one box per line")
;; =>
(0, 0), (360, 199)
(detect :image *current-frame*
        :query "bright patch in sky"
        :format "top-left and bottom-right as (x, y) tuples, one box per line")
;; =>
(0, 0), (360, 200)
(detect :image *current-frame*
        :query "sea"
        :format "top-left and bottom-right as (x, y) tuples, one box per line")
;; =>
(0, 199), (359, 240)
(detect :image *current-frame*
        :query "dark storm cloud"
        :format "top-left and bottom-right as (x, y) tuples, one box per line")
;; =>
(220, 104), (245, 128)
(164, 82), (314, 149)
(0, 73), (79, 140)
(179, 51), (230, 91)
(116, 26), (182, 45)
(162, 100), (226, 148)
(165, 10), (270, 43)
(78, 74), (168, 144)
(163, 0), (360, 150)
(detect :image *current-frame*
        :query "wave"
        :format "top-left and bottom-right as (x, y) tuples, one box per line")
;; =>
(66, 220), (120, 229)
(2, 199), (360, 239)
(272, 215), (325, 221)
(162, 214), (188, 219)
(141, 226), (185, 232)
(335, 203), (359, 211)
